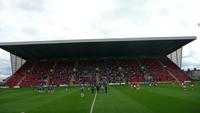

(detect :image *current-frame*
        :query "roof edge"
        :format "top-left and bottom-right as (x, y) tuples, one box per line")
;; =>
(0, 36), (196, 46)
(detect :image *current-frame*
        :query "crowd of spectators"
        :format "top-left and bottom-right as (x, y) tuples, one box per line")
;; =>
(5, 58), (188, 87)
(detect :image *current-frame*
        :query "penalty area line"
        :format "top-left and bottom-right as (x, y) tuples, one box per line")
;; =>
(90, 91), (97, 113)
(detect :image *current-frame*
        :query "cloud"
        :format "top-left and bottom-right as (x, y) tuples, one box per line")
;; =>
(182, 35), (200, 69)
(0, 49), (11, 79)
(17, 0), (46, 12)
(0, 0), (200, 78)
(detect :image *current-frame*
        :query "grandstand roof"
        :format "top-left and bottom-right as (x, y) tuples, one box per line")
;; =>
(0, 36), (196, 60)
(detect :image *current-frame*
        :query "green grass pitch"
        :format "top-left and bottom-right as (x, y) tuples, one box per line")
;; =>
(0, 83), (200, 113)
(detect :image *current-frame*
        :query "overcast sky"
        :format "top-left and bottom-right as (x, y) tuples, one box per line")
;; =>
(0, 0), (200, 79)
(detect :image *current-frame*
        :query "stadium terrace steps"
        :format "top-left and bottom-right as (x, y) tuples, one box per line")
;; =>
(6, 62), (34, 87)
(69, 74), (75, 85)
(96, 73), (100, 83)
(159, 58), (190, 82)
(166, 70), (179, 83)
(139, 58), (175, 82)
(30, 62), (37, 73)
(158, 60), (179, 83)
(16, 74), (27, 86)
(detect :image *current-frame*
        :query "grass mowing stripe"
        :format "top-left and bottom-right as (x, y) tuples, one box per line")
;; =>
(90, 91), (97, 113)
(120, 85), (200, 113)
(144, 86), (200, 104)
(93, 86), (152, 113)
(1, 84), (200, 113)
(27, 87), (94, 113)
(0, 87), (83, 113)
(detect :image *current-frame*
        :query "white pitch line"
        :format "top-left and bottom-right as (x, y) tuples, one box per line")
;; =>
(90, 91), (97, 113)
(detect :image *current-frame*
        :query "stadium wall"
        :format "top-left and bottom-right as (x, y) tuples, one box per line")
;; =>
(10, 54), (26, 74)
(167, 48), (182, 68)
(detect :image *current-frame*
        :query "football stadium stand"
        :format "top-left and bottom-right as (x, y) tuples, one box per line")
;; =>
(0, 36), (196, 87)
